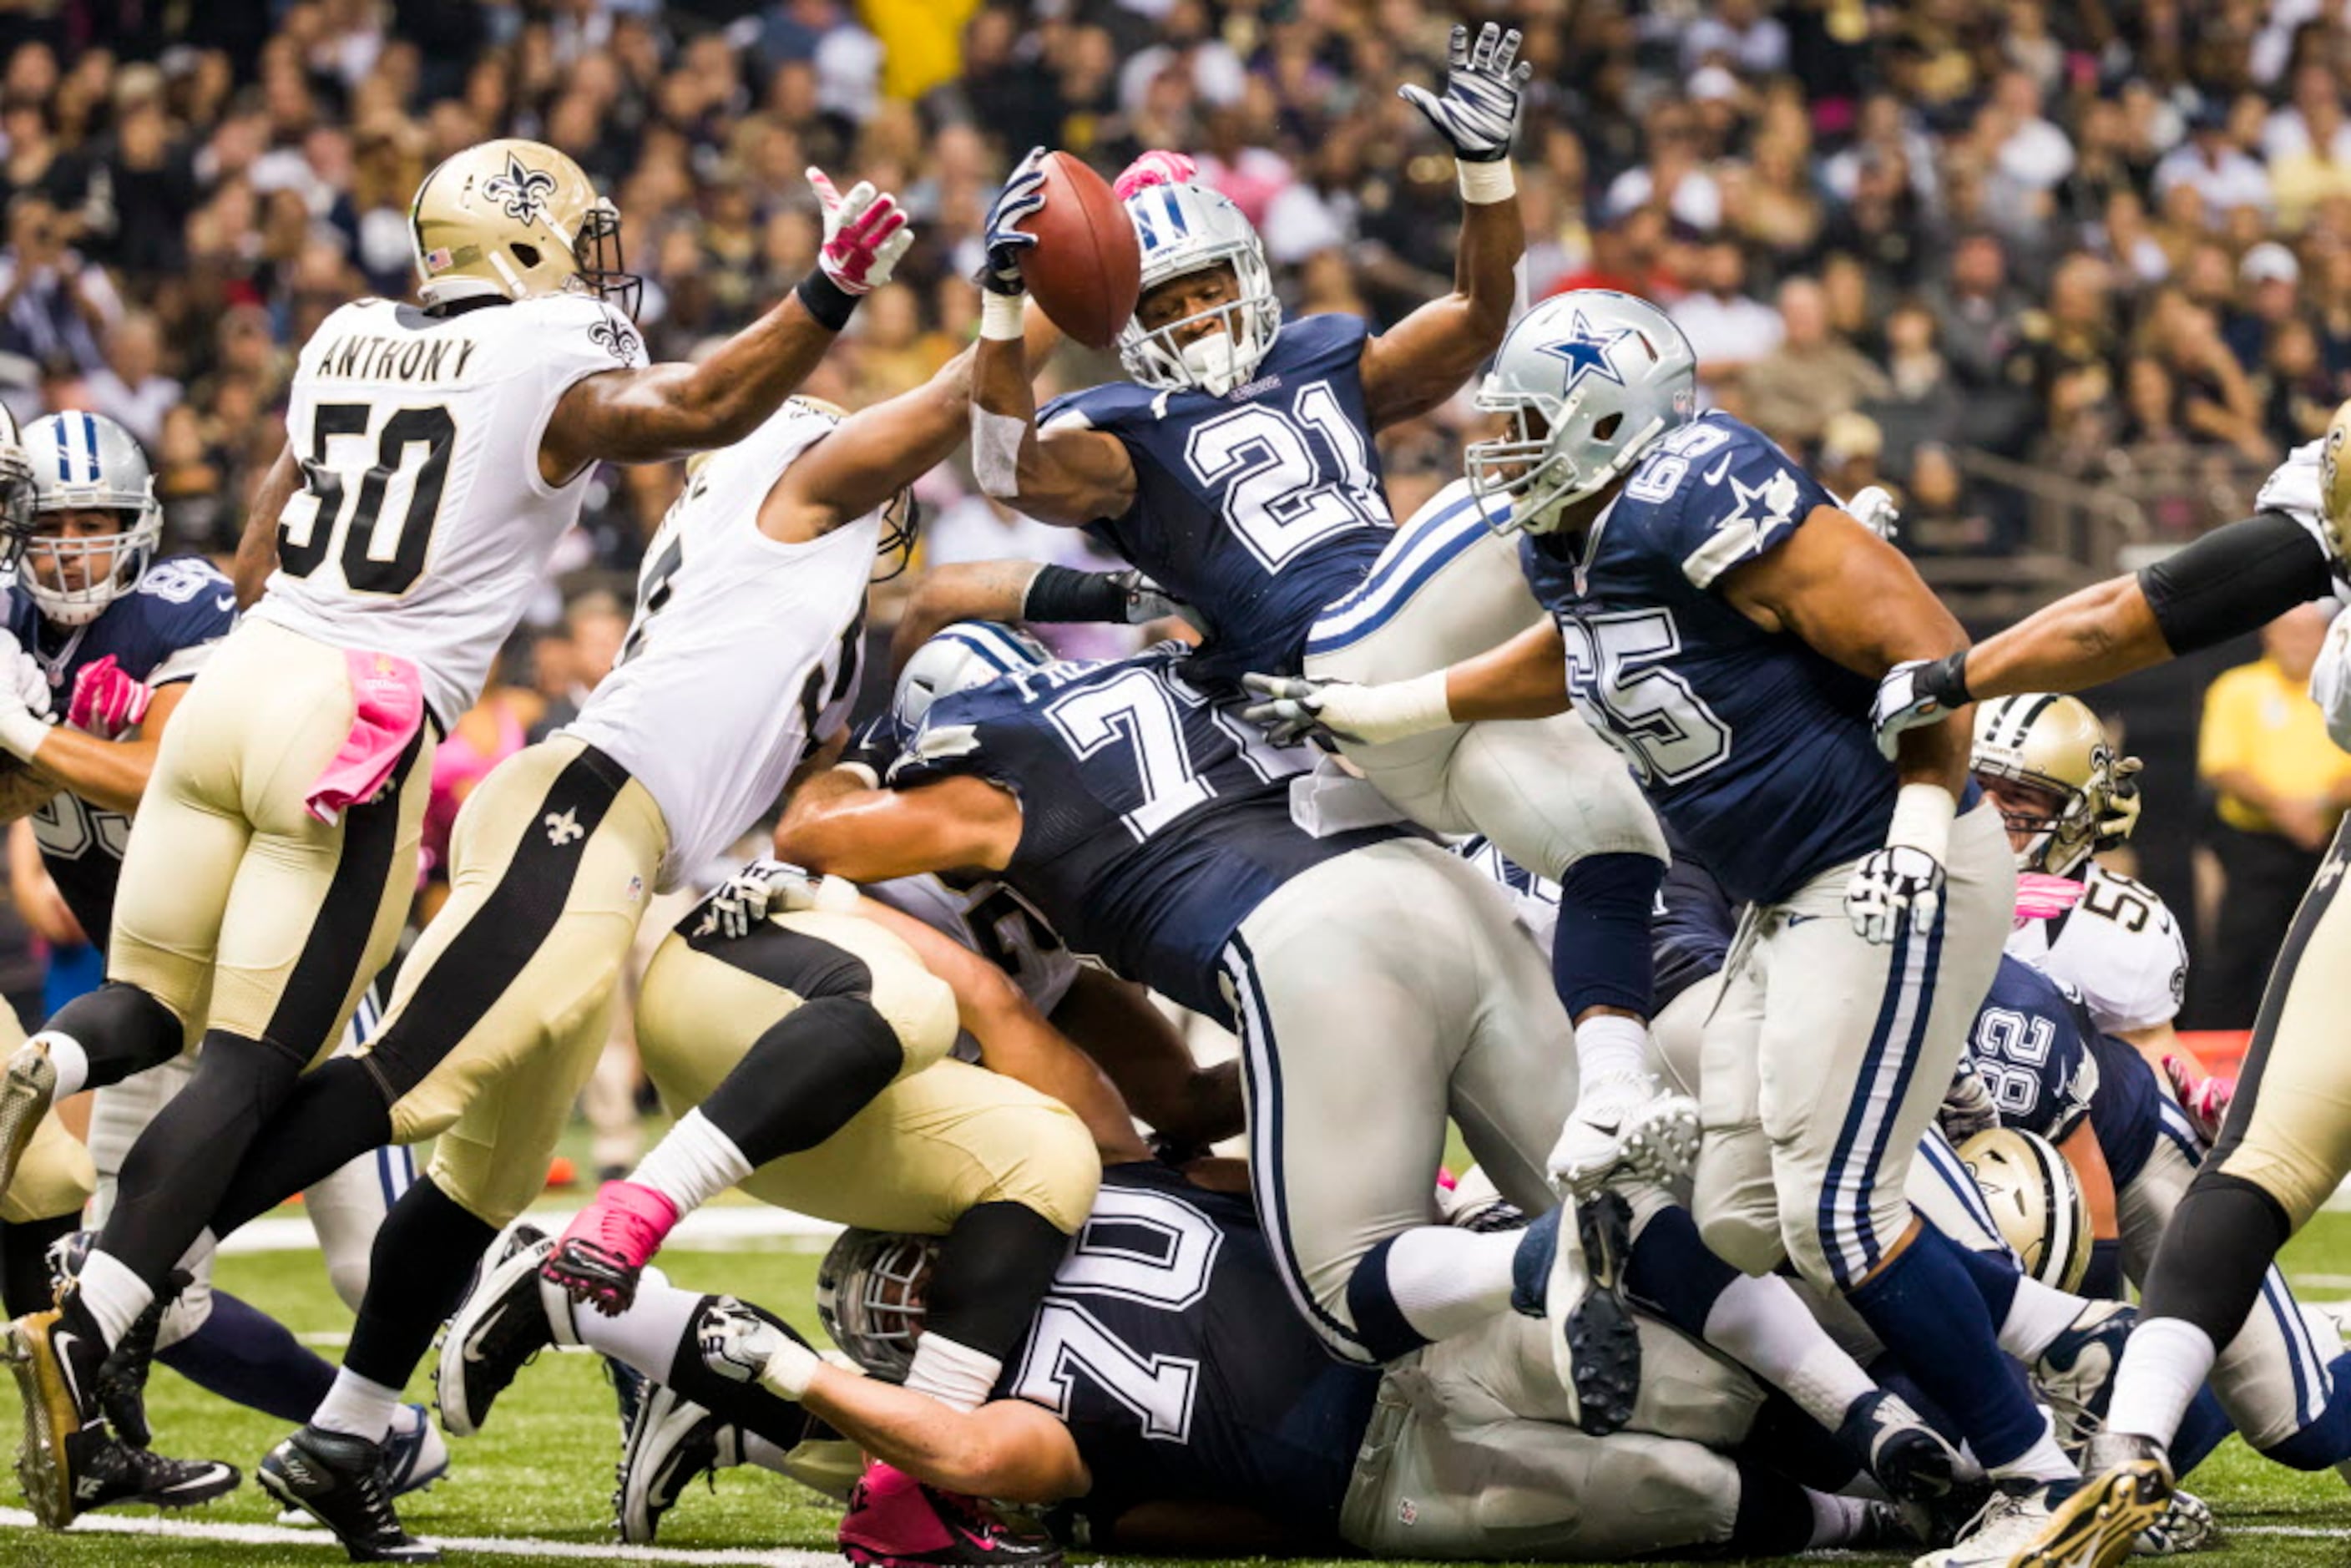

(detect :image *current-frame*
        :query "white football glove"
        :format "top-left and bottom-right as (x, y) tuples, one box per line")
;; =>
(1845, 485), (1900, 542)
(1843, 843), (1945, 945)
(692, 857), (858, 940)
(1869, 655), (1969, 761)
(0, 634), (54, 762)
(1398, 22), (1530, 163)
(1239, 670), (1452, 748)
(1937, 1060), (2001, 1144)
(0, 630), (50, 719)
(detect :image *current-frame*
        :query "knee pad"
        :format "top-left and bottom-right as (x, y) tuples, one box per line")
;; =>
(53, 981), (194, 1079)
(1694, 1130), (1785, 1277)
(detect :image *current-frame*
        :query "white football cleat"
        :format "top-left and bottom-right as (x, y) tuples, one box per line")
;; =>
(1911, 1480), (2067, 1568)
(1550, 1070), (1701, 1197)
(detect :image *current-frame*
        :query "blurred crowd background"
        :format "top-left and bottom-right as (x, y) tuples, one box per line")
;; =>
(0, 0), (2344, 1082)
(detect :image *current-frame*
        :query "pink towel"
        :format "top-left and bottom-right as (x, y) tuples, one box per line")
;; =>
(306, 650), (425, 826)
(2013, 871), (2085, 925)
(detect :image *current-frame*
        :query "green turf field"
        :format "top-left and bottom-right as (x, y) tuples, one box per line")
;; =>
(8, 1216), (2351, 1566)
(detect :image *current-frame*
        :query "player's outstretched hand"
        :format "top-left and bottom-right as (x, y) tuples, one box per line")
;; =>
(1843, 844), (1944, 944)
(2095, 756), (2144, 850)
(692, 857), (857, 940)
(1845, 485), (1900, 541)
(809, 167), (913, 297)
(980, 148), (1051, 297)
(1869, 655), (1967, 760)
(1398, 22), (1530, 163)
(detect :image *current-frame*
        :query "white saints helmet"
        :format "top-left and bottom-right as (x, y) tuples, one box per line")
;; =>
(1971, 695), (2128, 878)
(409, 138), (640, 317)
(892, 621), (1053, 735)
(1960, 1126), (2092, 1292)
(1467, 290), (1698, 535)
(14, 412), (163, 627)
(1117, 181), (1282, 397)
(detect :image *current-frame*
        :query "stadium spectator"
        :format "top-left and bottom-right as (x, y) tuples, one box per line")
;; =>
(2195, 604), (2351, 1026)
(1742, 276), (1889, 453)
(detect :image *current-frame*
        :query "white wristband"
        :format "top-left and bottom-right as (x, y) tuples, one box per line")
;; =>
(0, 708), (49, 763)
(1457, 159), (1517, 205)
(811, 873), (862, 915)
(756, 1334), (823, 1401)
(1337, 670), (1455, 744)
(835, 761), (881, 791)
(979, 291), (1026, 341)
(1887, 782), (1956, 862)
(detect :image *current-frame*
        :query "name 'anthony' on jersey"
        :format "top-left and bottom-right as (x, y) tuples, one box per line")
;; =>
(1042, 316), (1392, 684)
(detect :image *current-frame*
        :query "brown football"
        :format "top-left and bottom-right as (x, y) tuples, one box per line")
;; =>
(1017, 153), (1142, 352)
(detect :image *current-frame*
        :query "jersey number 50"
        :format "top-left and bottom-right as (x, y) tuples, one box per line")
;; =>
(281, 402), (456, 598)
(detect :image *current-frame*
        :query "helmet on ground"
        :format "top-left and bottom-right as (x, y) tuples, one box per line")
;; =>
(1960, 1126), (2091, 1293)
(14, 411), (163, 627)
(892, 621), (1053, 734)
(1117, 181), (1282, 397)
(410, 138), (640, 317)
(1971, 695), (2126, 877)
(815, 1227), (939, 1382)
(1466, 290), (1698, 534)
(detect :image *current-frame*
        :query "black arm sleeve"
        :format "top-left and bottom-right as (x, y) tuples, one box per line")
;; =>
(2139, 510), (2338, 656)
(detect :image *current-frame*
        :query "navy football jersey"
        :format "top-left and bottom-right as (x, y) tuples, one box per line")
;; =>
(1519, 413), (1912, 905)
(1969, 955), (2162, 1186)
(1044, 314), (1393, 683)
(6, 557), (236, 943)
(892, 647), (1411, 1023)
(1000, 1162), (1377, 1541)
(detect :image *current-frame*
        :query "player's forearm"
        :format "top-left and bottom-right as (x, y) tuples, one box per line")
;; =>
(672, 291), (847, 448)
(18, 729), (153, 816)
(971, 333), (1053, 504)
(235, 446), (297, 606)
(888, 561), (1042, 674)
(1891, 708), (1971, 799)
(1443, 619), (1571, 721)
(1959, 577), (2173, 700)
(801, 1369), (1036, 1500)
(1454, 179), (1524, 344)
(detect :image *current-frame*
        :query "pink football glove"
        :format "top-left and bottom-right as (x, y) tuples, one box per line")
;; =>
(808, 167), (913, 296)
(1115, 149), (1199, 200)
(2162, 1055), (2233, 1147)
(68, 655), (152, 739)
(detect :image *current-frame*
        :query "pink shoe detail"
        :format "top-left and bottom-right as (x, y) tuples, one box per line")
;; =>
(539, 1181), (679, 1315)
(837, 1460), (1063, 1566)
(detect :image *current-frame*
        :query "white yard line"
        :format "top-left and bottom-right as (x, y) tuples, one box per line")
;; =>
(0, 1506), (841, 1564)
(2239, 1525), (2351, 1538)
(221, 1206), (843, 1257)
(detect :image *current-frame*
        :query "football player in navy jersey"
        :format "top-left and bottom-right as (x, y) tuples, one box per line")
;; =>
(964, 29), (1697, 1204)
(0, 412), (430, 1513)
(1242, 290), (2097, 1565)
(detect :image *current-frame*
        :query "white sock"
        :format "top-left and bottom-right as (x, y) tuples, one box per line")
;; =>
(75, 1250), (154, 1348)
(743, 1433), (791, 1475)
(1575, 1014), (1651, 1083)
(311, 1367), (403, 1442)
(1382, 1226), (1521, 1343)
(38, 1031), (89, 1100)
(2105, 1317), (2217, 1446)
(1997, 1276), (2087, 1363)
(573, 1277), (704, 1382)
(1806, 1490), (1873, 1547)
(629, 1111), (754, 1215)
(1990, 1425), (2081, 1485)
(906, 1333), (1004, 1414)
(1702, 1272), (1876, 1429)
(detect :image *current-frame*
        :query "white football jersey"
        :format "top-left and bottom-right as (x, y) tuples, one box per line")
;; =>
(2313, 609), (2351, 751)
(254, 293), (647, 726)
(864, 873), (1079, 1016)
(564, 400), (872, 892)
(2005, 860), (2189, 1035)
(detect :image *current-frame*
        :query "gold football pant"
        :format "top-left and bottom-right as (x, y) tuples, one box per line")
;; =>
(0, 999), (91, 1226)
(108, 620), (431, 1058)
(635, 912), (1095, 1237)
(347, 735), (668, 1227)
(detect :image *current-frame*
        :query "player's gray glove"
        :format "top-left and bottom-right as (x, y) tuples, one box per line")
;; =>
(1845, 485), (1900, 542)
(979, 147), (1049, 296)
(1398, 22), (1530, 162)
(1240, 670), (1453, 747)
(1870, 652), (1970, 760)
(1111, 569), (1184, 625)
(1843, 844), (1945, 945)
(1937, 1060), (2001, 1144)
(692, 857), (857, 940)
(2095, 756), (2144, 851)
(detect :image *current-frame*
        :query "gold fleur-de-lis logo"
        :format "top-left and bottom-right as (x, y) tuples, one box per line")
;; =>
(544, 808), (584, 847)
(484, 154), (558, 225)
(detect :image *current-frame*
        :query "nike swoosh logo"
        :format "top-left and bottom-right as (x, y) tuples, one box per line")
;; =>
(1703, 455), (1733, 485)
(214, 596), (237, 612)
(462, 1303), (506, 1364)
(1782, 913), (1818, 926)
(51, 1327), (84, 1401)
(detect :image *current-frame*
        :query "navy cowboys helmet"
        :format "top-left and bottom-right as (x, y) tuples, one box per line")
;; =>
(13, 411), (164, 627)
(1466, 290), (1698, 534)
(892, 620), (1053, 735)
(1117, 181), (1282, 397)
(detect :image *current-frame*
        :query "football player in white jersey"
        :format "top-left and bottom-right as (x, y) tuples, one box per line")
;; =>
(1874, 403), (2351, 1565)
(1, 137), (918, 1532)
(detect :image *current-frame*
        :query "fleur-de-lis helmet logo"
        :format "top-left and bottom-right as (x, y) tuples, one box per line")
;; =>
(483, 153), (559, 225)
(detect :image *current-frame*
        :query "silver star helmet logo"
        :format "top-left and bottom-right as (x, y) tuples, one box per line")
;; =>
(483, 154), (559, 225)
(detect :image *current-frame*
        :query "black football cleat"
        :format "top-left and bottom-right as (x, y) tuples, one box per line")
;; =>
(436, 1223), (561, 1438)
(69, 1429), (240, 1514)
(259, 1424), (440, 1563)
